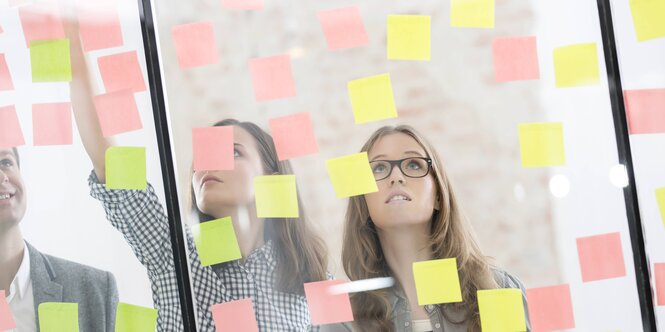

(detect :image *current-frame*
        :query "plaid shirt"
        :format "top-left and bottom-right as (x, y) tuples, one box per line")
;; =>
(89, 171), (317, 331)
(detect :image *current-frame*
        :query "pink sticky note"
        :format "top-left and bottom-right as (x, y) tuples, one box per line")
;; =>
(304, 279), (354, 325)
(171, 21), (219, 69)
(317, 6), (369, 50)
(526, 284), (575, 331)
(656, 263), (665, 306)
(32, 102), (73, 146)
(211, 298), (259, 332)
(192, 126), (234, 171)
(624, 88), (665, 134)
(76, 0), (124, 52)
(0, 54), (14, 91)
(576, 232), (626, 282)
(269, 112), (319, 161)
(220, 0), (263, 10)
(98, 51), (146, 93)
(0, 290), (16, 331)
(492, 36), (540, 82)
(248, 55), (296, 101)
(93, 90), (143, 137)
(0, 105), (25, 149)
(18, 2), (65, 48)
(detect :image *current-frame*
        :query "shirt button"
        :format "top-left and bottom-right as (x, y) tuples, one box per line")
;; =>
(404, 322), (410, 327)
(435, 323), (441, 328)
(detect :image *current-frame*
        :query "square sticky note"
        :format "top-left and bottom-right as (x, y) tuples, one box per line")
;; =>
(624, 88), (665, 134)
(192, 126), (234, 171)
(492, 36), (540, 82)
(93, 90), (143, 137)
(254, 175), (299, 218)
(387, 15), (431, 61)
(221, 0), (263, 10)
(325, 152), (378, 198)
(629, 0), (665, 42)
(576, 232), (626, 282)
(413, 258), (463, 305)
(526, 284), (575, 331)
(38, 302), (79, 332)
(248, 55), (296, 101)
(32, 102), (73, 146)
(76, 0), (124, 52)
(192, 217), (242, 266)
(518, 122), (565, 167)
(553, 43), (600, 88)
(105, 146), (147, 190)
(0, 290), (16, 331)
(18, 2), (65, 47)
(656, 263), (665, 306)
(451, 0), (495, 28)
(477, 289), (527, 332)
(98, 51), (146, 93)
(171, 21), (219, 69)
(115, 303), (158, 332)
(304, 280), (354, 325)
(211, 298), (259, 332)
(269, 112), (319, 160)
(317, 6), (369, 50)
(0, 105), (25, 149)
(348, 73), (398, 124)
(656, 187), (665, 228)
(0, 54), (14, 91)
(30, 39), (72, 82)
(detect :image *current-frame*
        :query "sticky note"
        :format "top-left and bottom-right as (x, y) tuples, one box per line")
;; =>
(387, 15), (430, 61)
(0, 290), (16, 331)
(413, 258), (463, 305)
(477, 289), (526, 332)
(451, 0), (495, 28)
(624, 88), (665, 134)
(220, 0), (263, 10)
(269, 112), (319, 160)
(105, 146), (147, 190)
(492, 36), (540, 82)
(553, 43), (600, 88)
(629, 0), (665, 42)
(38, 302), (79, 332)
(171, 21), (219, 69)
(0, 105), (25, 149)
(93, 90), (143, 137)
(325, 152), (378, 198)
(115, 303), (158, 332)
(211, 298), (259, 332)
(248, 55), (296, 101)
(30, 39), (72, 82)
(0, 54), (14, 91)
(98, 51), (146, 93)
(348, 73), (398, 124)
(304, 280), (354, 325)
(656, 187), (665, 228)
(576, 232), (626, 282)
(192, 126), (234, 171)
(76, 0), (124, 52)
(32, 102), (73, 146)
(18, 2), (65, 47)
(656, 263), (665, 306)
(317, 6), (368, 50)
(518, 122), (565, 167)
(526, 284), (575, 331)
(192, 217), (242, 266)
(254, 175), (299, 218)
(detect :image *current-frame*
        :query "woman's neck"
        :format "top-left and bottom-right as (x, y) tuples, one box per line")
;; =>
(211, 205), (265, 259)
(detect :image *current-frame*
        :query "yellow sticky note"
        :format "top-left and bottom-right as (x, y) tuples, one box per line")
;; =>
(553, 43), (600, 88)
(518, 122), (565, 167)
(105, 147), (147, 190)
(348, 73), (398, 124)
(326, 152), (378, 198)
(38, 302), (79, 332)
(413, 258), (463, 305)
(115, 303), (158, 332)
(254, 175), (299, 218)
(30, 39), (72, 82)
(656, 187), (665, 228)
(192, 217), (242, 266)
(451, 0), (495, 28)
(629, 0), (665, 42)
(387, 15), (431, 61)
(478, 289), (527, 332)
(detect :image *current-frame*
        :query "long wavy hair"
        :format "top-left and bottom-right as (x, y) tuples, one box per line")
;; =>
(342, 125), (499, 331)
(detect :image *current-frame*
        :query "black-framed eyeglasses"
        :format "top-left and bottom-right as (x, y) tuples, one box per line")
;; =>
(369, 157), (433, 181)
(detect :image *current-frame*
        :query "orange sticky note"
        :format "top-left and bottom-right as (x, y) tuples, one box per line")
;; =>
(32, 102), (73, 146)
(98, 51), (146, 93)
(192, 126), (234, 171)
(317, 6), (369, 50)
(0, 105), (25, 149)
(492, 36), (540, 82)
(0, 290), (16, 331)
(93, 90), (143, 137)
(576, 232), (626, 282)
(0, 54), (14, 91)
(304, 280), (354, 325)
(211, 298), (259, 332)
(76, 0), (124, 52)
(18, 2), (65, 48)
(624, 88), (665, 134)
(171, 21), (219, 69)
(526, 284), (575, 331)
(220, 0), (263, 10)
(269, 112), (319, 160)
(249, 55), (296, 101)
(655, 263), (665, 306)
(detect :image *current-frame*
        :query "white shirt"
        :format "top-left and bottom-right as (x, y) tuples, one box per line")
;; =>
(6, 244), (36, 332)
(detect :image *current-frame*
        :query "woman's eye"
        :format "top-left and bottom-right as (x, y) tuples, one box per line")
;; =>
(233, 149), (241, 158)
(0, 159), (13, 168)
(373, 164), (386, 173)
(407, 161), (421, 169)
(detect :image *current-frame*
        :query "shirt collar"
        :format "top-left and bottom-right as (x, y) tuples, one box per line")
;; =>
(9, 242), (31, 300)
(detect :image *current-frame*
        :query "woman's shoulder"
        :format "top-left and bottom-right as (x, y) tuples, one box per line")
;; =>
(491, 267), (526, 290)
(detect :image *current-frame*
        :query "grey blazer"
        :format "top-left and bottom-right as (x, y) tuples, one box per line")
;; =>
(27, 242), (119, 331)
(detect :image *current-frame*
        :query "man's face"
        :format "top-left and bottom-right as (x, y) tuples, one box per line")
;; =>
(0, 148), (27, 230)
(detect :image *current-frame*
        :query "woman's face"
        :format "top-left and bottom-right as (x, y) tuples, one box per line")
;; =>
(0, 149), (27, 231)
(364, 133), (438, 230)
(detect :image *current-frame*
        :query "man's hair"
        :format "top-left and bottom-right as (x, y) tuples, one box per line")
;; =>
(11, 147), (20, 168)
